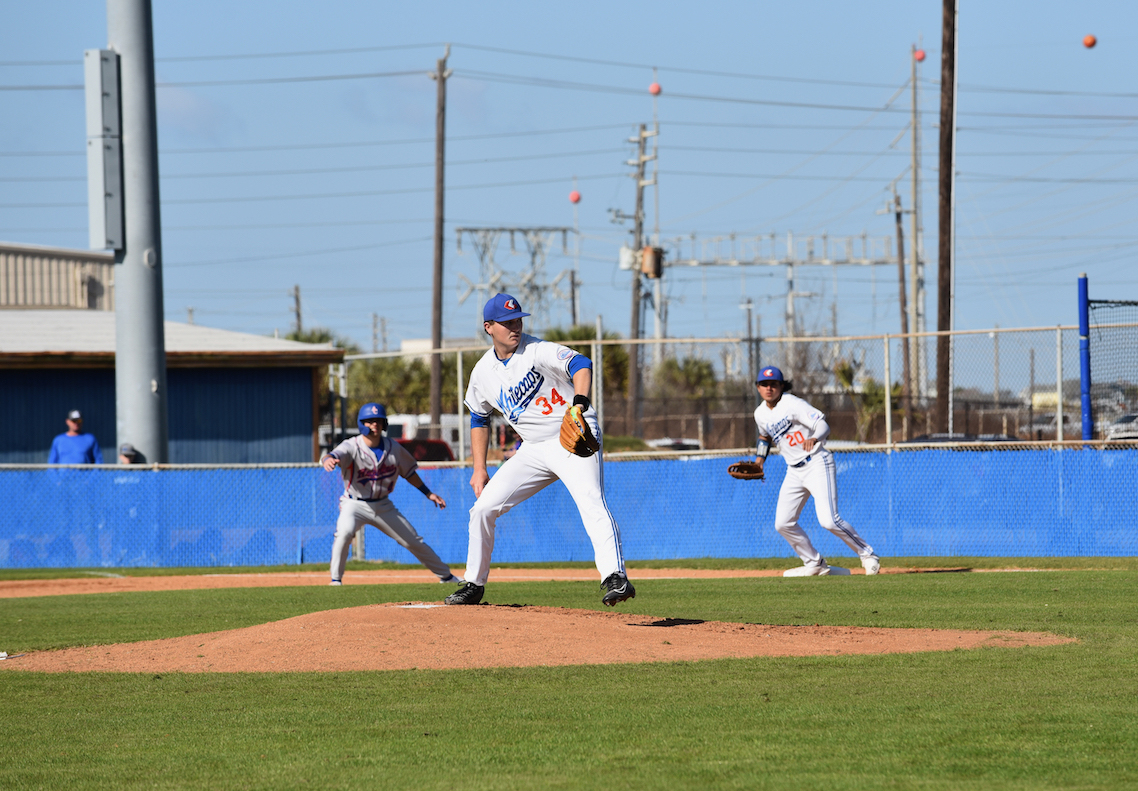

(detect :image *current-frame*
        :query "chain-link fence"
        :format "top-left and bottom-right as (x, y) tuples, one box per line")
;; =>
(4, 446), (1137, 568)
(340, 322), (1138, 456)
(1088, 301), (1138, 438)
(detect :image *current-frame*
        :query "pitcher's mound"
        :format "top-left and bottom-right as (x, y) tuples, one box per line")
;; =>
(3, 603), (1074, 673)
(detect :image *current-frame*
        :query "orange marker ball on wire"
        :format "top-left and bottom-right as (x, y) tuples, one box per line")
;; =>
(569, 190), (581, 204)
(649, 82), (661, 96)
(914, 49), (926, 62)
(1084, 34), (1097, 48)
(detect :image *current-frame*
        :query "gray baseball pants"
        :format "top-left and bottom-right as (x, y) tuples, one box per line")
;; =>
(330, 497), (452, 582)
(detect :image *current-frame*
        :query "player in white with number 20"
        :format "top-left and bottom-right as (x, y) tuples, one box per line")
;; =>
(445, 293), (633, 606)
(752, 366), (881, 576)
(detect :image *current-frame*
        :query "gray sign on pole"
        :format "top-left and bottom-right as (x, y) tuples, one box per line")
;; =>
(84, 49), (124, 251)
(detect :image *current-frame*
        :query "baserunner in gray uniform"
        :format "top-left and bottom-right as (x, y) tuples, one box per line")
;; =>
(321, 402), (461, 587)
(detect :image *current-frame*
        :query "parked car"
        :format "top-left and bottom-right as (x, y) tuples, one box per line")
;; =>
(646, 437), (702, 451)
(396, 438), (455, 462)
(903, 433), (1021, 444)
(1104, 414), (1138, 441)
(1021, 413), (1072, 438)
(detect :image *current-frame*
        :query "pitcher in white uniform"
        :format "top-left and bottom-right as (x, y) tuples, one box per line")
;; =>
(751, 366), (881, 577)
(445, 293), (634, 606)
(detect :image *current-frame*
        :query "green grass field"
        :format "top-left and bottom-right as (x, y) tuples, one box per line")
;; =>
(2, 562), (1137, 790)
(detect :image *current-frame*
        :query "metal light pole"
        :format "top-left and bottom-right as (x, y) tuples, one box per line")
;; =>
(108, 0), (168, 463)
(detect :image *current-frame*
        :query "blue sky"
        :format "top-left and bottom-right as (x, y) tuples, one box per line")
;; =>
(3, 1), (1135, 352)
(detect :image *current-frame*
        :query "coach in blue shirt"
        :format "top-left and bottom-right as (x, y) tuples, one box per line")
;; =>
(48, 409), (104, 464)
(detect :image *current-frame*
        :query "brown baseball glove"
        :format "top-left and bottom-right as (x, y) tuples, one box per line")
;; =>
(559, 405), (600, 457)
(727, 461), (765, 480)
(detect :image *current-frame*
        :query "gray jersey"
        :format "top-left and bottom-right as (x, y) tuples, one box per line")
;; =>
(328, 435), (417, 500)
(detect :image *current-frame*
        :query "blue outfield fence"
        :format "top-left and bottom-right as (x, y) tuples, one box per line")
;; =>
(1, 449), (1136, 569)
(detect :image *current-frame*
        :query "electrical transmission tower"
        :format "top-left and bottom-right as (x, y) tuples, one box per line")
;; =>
(455, 226), (576, 336)
(663, 231), (912, 339)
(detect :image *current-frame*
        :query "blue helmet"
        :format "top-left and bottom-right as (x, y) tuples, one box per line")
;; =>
(357, 402), (387, 436)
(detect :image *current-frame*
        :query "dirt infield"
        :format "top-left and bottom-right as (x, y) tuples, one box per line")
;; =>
(0, 601), (1073, 673)
(0, 567), (1074, 672)
(0, 565), (988, 599)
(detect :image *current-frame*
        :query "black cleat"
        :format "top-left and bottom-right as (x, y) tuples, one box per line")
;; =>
(600, 573), (636, 606)
(445, 582), (484, 605)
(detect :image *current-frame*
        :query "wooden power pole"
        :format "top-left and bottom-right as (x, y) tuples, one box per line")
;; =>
(429, 46), (451, 439)
(893, 190), (913, 439)
(935, 0), (957, 433)
(292, 284), (302, 335)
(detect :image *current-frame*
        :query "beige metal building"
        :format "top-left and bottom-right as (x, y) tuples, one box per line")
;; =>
(0, 241), (115, 311)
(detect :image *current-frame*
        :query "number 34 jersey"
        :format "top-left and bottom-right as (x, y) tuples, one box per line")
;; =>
(465, 333), (590, 444)
(753, 393), (826, 467)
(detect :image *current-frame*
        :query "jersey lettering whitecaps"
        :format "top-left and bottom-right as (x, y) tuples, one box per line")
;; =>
(466, 333), (589, 443)
(496, 367), (545, 423)
(754, 393), (826, 467)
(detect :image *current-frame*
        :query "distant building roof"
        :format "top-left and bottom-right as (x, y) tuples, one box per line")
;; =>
(0, 310), (343, 368)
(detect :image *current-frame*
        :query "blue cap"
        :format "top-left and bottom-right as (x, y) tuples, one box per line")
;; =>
(483, 293), (531, 323)
(357, 402), (387, 436)
(756, 366), (785, 383)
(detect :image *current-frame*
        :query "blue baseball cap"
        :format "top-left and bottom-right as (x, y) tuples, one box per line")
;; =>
(483, 293), (531, 323)
(756, 366), (785, 383)
(357, 402), (387, 436)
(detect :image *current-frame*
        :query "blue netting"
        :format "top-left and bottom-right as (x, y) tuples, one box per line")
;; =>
(2, 449), (1136, 569)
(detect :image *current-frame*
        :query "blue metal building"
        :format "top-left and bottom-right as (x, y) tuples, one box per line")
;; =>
(0, 310), (342, 463)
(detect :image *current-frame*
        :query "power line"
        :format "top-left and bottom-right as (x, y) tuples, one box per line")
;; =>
(0, 172), (622, 210)
(669, 144), (1138, 157)
(0, 147), (625, 183)
(165, 235), (432, 268)
(159, 172), (621, 206)
(0, 69), (422, 91)
(458, 69), (913, 115)
(158, 43), (446, 63)
(452, 42), (909, 90)
(10, 65), (1138, 122)
(925, 76), (1138, 100)
(663, 169), (893, 183)
(459, 69), (1138, 122)
(0, 123), (632, 158)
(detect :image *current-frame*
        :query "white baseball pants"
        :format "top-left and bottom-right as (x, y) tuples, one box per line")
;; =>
(464, 436), (625, 587)
(774, 451), (876, 566)
(330, 497), (452, 582)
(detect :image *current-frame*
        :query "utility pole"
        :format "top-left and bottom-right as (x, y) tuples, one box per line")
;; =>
(935, 0), (957, 433)
(650, 75), (664, 369)
(571, 178), (581, 327)
(106, 0), (168, 463)
(381, 316), (388, 352)
(372, 312), (379, 354)
(910, 44), (924, 402)
(428, 45), (451, 440)
(740, 299), (754, 386)
(569, 270), (577, 327)
(892, 190), (913, 439)
(291, 284), (302, 335)
(627, 124), (653, 438)
(186, 306), (194, 325)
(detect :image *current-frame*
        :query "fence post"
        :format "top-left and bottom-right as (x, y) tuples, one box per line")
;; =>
(883, 335), (893, 449)
(1056, 326), (1064, 446)
(457, 349), (465, 464)
(1077, 274), (1093, 440)
(594, 316), (605, 433)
